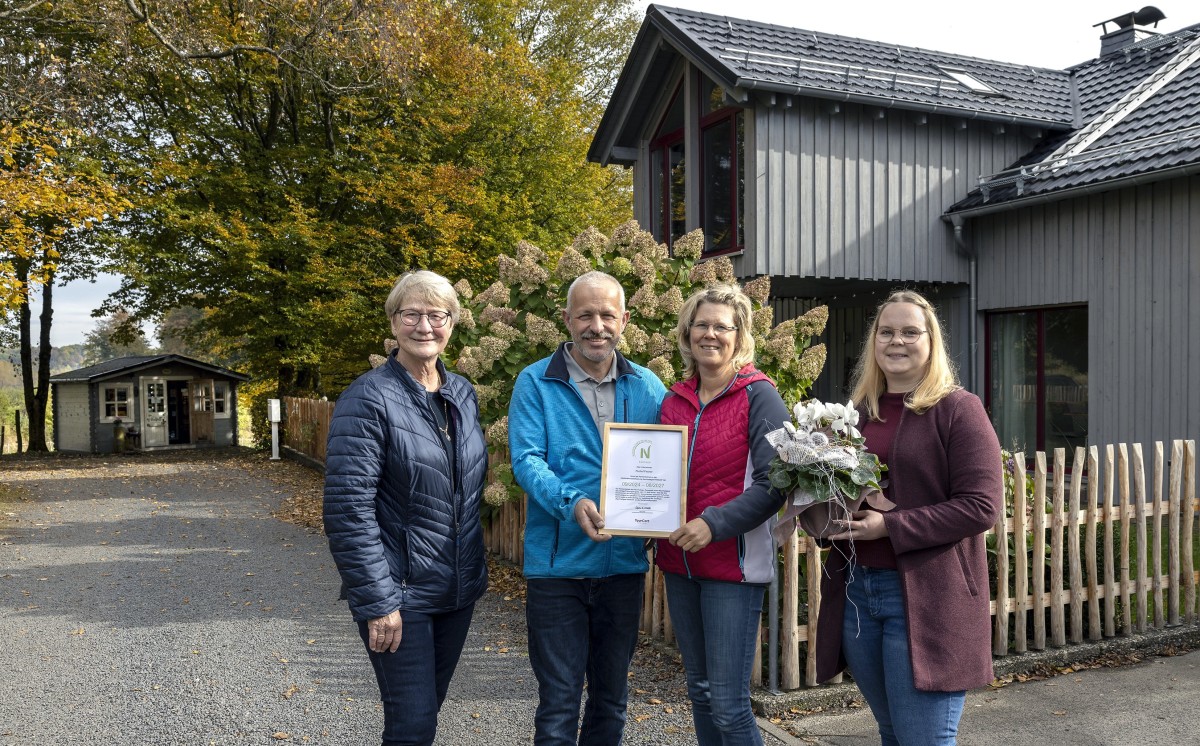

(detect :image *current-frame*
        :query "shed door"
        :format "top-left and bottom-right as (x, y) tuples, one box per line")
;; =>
(143, 381), (168, 447)
(190, 379), (215, 443)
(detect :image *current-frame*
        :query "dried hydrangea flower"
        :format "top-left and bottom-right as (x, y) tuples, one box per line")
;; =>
(672, 229), (705, 260)
(623, 322), (649, 355)
(572, 226), (608, 259)
(481, 305), (519, 326)
(475, 281), (511, 306)
(453, 278), (474, 300)
(743, 275), (771, 305)
(647, 355), (677, 386)
(554, 246), (592, 282)
(524, 313), (565, 348)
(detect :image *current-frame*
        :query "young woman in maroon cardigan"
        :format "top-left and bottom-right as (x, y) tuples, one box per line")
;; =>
(817, 290), (1003, 745)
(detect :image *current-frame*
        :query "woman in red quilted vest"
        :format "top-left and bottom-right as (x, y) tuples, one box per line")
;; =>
(656, 283), (789, 746)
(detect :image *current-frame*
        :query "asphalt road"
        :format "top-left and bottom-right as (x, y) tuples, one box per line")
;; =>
(0, 452), (707, 745)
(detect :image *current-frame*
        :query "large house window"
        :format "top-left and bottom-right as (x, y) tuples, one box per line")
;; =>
(649, 78), (745, 254)
(650, 88), (686, 248)
(698, 79), (744, 255)
(101, 384), (133, 421)
(987, 306), (1088, 455)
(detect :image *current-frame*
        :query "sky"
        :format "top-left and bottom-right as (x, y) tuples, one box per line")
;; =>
(34, 0), (1193, 347)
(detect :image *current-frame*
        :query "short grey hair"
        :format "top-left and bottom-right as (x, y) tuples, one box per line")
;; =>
(384, 270), (461, 323)
(566, 271), (625, 312)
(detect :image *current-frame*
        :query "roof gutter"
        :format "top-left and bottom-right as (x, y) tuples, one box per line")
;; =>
(944, 160), (1200, 219)
(733, 77), (1072, 130)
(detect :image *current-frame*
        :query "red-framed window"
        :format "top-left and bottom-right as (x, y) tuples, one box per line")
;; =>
(648, 79), (745, 255)
(985, 305), (1088, 455)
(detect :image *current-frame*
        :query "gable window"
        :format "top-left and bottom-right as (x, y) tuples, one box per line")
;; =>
(986, 306), (1088, 455)
(699, 79), (744, 255)
(101, 384), (133, 421)
(650, 87), (686, 248)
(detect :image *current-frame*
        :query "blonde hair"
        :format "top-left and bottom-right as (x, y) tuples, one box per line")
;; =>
(676, 284), (756, 381)
(849, 289), (959, 419)
(384, 270), (461, 324)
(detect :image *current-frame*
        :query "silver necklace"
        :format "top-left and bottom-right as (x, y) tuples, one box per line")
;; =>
(436, 397), (452, 441)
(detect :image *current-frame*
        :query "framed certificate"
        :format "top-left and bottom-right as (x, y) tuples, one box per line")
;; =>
(597, 423), (689, 537)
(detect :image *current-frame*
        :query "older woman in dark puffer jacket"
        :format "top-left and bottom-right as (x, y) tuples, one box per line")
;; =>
(323, 270), (488, 746)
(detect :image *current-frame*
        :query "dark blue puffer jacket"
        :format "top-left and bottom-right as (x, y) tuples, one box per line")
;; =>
(323, 353), (488, 621)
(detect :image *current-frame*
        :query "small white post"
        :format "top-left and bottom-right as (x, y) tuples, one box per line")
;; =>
(268, 398), (282, 460)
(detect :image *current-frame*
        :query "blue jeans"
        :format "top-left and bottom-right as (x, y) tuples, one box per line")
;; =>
(525, 575), (644, 746)
(842, 567), (965, 746)
(663, 573), (765, 746)
(356, 603), (475, 746)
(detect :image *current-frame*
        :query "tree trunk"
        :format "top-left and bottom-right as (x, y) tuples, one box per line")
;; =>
(18, 261), (52, 452)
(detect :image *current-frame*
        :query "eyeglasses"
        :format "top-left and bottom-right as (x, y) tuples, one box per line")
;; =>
(691, 322), (738, 335)
(876, 327), (928, 344)
(397, 309), (451, 328)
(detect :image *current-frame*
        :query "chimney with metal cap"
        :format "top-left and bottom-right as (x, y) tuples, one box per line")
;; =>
(1094, 6), (1167, 56)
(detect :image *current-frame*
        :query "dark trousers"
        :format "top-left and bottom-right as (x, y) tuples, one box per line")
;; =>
(525, 574), (644, 745)
(356, 603), (475, 746)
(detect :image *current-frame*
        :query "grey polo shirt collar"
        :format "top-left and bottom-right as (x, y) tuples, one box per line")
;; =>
(563, 343), (618, 432)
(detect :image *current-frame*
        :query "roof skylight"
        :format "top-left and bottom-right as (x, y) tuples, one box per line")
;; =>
(939, 67), (1001, 95)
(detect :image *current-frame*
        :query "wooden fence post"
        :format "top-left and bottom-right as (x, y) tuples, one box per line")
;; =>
(993, 457), (1011, 655)
(1103, 445), (1117, 637)
(1152, 442), (1165, 628)
(781, 532), (801, 690)
(1118, 444), (1133, 634)
(1086, 446), (1101, 641)
(1133, 443), (1148, 633)
(1032, 452), (1048, 650)
(1185, 441), (1197, 622)
(1013, 452), (1029, 654)
(15, 410), (22, 454)
(1068, 447), (1084, 644)
(1168, 440), (1183, 627)
(1050, 448), (1066, 647)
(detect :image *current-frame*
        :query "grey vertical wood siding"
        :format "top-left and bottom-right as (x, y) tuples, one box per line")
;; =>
(772, 285), (972, 406)
(751, 100), (1033, 283)
(972, 176), (1200, 449)
(52, 383), (91, 452)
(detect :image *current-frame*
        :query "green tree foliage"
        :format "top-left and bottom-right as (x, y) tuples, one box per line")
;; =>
(82, 311), (153, 365)
(428, 221), (829, 507)
(3, 0), (640, 411)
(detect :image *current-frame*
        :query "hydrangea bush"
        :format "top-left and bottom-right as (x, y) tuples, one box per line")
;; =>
(441, 220), (829, 507)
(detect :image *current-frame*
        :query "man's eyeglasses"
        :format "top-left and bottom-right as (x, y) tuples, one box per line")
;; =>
(876, 327), (928, 344)
(397, 310), (451, 328)
(691, 323), (738, 335)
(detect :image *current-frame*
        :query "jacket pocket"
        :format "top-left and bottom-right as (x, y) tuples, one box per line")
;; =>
(955, 543), (979, 597)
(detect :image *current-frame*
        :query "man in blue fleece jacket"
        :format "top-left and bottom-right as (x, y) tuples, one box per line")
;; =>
(509, 271), (666, 745)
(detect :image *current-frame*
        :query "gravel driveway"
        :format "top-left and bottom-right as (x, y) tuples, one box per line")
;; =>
(0, 450), (726, 745)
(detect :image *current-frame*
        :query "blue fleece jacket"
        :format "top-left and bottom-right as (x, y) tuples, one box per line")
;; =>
(509, 343), (666, 579)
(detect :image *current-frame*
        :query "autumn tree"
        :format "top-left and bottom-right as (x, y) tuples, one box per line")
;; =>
(0, 121), (126, 451)
(0, 0), (639, 411)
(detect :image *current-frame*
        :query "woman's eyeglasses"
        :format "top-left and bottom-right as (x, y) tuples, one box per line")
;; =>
(397, 310), (451, 327)
(876, 328), (928, 344)
(691, 323), (738, 335)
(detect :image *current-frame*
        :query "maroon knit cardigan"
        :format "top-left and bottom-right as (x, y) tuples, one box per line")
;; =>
(815, 388), (1003, 692)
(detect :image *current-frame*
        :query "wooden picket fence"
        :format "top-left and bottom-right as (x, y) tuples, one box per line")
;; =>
(282, 396), (334, 464)
(275, 396), (1198, 691)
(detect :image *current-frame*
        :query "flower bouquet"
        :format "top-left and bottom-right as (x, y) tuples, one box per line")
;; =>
(766, 400), (887, 542)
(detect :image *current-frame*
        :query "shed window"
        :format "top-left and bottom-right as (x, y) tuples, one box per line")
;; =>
(214, 382), (230, 418)
(101, 385), (133, 421)
(986, 306), (1088, 454)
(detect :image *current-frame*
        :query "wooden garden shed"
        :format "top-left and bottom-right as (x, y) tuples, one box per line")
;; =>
(49, 354), (250, 453)
(590, 5), (1200, 452)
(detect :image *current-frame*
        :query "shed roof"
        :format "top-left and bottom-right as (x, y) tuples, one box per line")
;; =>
(49, 354), (250, 383)
(948, 23), (1200, 214)
(590, 4), (1075, 165)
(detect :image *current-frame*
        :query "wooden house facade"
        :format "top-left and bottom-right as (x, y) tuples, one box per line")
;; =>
(591, 4), (1200, 453)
